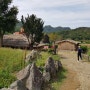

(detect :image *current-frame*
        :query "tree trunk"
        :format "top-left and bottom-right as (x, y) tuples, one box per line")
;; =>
(0, 33), (3, 47)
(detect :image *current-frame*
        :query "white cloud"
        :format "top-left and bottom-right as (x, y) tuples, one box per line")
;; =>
(12, 0), (89, 10)
(11, 0), (90, 28)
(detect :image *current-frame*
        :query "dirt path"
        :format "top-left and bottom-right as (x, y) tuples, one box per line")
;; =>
(58, 50), (90, 90)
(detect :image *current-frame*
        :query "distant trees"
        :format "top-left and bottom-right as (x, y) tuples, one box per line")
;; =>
(0, 0), (18, 47)
(42, 34), (50, 43)
(58, 27), (90, 41)
(48, 32), (61, 42)
(21, 14), (44, 47)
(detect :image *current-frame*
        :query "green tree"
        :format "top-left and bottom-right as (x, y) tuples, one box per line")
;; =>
(0, 0), (18, 47)
(42, 34), (50, 43)
(48, 32), (60, 42)
(21, 14), (44, 47)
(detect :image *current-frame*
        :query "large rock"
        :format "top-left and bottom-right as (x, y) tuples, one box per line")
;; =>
(10, 80), (27, 90)
(25, 50), (40, 62)
(16, 64), (31, 85)
(45, 57), (56, 78)
(25, 53), (32, 62)
(26, 63), (43, 90)
(55, 60), (62, 72)
(43, 71), (50, 82)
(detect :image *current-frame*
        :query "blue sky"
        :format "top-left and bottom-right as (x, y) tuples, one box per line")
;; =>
(11, 0), (90, 29)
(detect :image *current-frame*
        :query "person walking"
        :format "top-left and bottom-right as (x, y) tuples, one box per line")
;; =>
(77, 46), (82, 61)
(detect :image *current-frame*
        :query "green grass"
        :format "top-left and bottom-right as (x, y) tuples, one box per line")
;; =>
(87, 48), (90, 56)
(43, 67), (67, 90)
(0, 47), (28, 88)
(50, 68), (67, 90)
(0, 48), (28, 72)
(36, 51), (60, 68)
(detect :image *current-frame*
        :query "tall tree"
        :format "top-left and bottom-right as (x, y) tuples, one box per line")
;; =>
(0, 0), (18, 47)
(21, 14), (44, 47)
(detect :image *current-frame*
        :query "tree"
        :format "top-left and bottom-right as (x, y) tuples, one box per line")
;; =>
(21, 14), (44, 47)
(48, 33), (59, 42)
(42, 34), (50, 43)
(0, 0), (18, 47)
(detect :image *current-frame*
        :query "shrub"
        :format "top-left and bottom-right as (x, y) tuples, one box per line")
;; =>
(48, 48), (54, 54)
(81, 46), (88, 53)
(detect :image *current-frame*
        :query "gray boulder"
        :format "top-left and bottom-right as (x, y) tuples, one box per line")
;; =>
(43, 71), (50, 82)
(10, 80), (27, 90)
(25, 53), (32, 62)
(55, 60), (62, 72)
(25, 50), (41, 62)
(16, 64), (31, 85)
(26, 63), (43, 90)
(45, 57), (56, 78)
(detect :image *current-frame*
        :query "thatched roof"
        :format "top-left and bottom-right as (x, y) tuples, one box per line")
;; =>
(37, 43), (49, 47)
(56, 40), (81, 45)
(3, 34), (29, 48)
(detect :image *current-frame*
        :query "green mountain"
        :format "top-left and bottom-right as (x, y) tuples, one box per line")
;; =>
(44, 25), (71, 33)
(15, 22), (71, 33)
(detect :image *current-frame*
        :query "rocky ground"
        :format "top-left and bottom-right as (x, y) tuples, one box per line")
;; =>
(58, 50), (90, 90)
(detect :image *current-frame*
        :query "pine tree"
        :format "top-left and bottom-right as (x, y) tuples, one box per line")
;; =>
(21, 14), (44, 48)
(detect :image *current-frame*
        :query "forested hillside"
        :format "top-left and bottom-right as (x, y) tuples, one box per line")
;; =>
(58, 27), (90, 41)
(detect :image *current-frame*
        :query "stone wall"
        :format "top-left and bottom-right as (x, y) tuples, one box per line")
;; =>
(0, 57), (62, 90)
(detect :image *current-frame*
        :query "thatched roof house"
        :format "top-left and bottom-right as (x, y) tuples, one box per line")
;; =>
(3, 34), (29, 48)
(36, 43), (49, 50)
(56, 40), (81, 51)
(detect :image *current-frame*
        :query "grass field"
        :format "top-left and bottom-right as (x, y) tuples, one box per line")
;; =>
(0, 48), (28, 88)
(0, 47), (66, 89)
(81, 44), (90, 48)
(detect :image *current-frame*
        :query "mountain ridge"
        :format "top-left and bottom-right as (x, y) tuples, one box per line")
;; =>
(44, 25), (71, 33)
(15, 22), (71, 33)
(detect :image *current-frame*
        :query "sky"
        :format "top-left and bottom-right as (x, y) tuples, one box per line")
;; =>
(11, 0), (90, 29)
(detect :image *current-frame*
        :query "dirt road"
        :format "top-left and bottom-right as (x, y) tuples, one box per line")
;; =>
(58, 50), (90, 90)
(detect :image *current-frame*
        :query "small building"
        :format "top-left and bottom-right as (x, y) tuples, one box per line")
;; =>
(37, 43), (49, 50)
(3, 34), (29, 49)
(56, 40), (80, 51)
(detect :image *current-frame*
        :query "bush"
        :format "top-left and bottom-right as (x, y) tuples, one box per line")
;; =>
(48, 48), (54, 54)
(81, 46), (88, 53)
